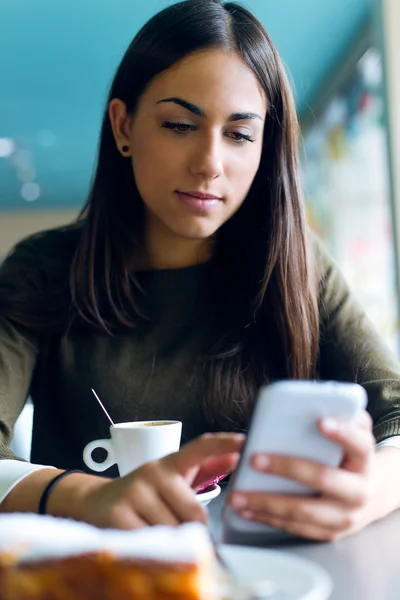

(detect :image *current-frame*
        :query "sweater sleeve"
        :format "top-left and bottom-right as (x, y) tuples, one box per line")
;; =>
(314, 236), (400, 442)
(0, 242), (41, 461)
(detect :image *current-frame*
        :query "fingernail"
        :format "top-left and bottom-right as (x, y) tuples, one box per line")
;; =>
(322, 418), (339, 432)
(231, 494), (248, 509)
(254, 455), (270, 470)
(240, 510), (254, 520)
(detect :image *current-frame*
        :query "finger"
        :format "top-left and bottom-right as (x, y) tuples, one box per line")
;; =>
(249, 454), (370, 506)
(355, 409), (373, 432)
(130, 483), (181, 527)
(232, 493), (360, 531)
(319, 417), (375, 473)
(104, 502), (149, 530)
(237, 510), (345, 542)
(158, 474), (208, 524)
(166, 433), (245, 481)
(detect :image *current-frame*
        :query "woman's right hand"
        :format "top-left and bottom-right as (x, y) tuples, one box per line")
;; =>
(73, 432), (245, 529)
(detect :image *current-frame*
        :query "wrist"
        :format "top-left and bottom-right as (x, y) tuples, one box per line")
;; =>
(0, 468), (61, 513)
(38, 470), (85, 515)
(46, 471), (111, 522)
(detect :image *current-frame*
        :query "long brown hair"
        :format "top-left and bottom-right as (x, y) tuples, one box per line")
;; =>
(1, 0), (319, 429)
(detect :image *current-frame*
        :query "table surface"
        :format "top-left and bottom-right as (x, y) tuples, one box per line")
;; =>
(208, 486), (400, 600)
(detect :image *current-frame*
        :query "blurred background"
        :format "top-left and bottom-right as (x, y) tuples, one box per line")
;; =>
(1, 0), (400, 357)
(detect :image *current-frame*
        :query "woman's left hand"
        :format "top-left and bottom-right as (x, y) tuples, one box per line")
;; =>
(229, 410), (385, 542)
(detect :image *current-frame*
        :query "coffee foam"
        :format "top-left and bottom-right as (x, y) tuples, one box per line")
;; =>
(113, 421), (177, 429)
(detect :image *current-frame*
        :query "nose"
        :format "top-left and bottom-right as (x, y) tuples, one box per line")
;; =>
(189, 133), (223, 180)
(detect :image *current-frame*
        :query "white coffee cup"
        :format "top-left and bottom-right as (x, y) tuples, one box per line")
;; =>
(83, 420), (182, 476)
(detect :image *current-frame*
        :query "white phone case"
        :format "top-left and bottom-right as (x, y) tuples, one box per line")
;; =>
(222, 380), (367, 543)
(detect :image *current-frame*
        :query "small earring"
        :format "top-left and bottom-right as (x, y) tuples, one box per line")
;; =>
(121, 145), (129, 153)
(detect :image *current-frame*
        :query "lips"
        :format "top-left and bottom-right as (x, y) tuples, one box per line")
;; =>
(175, 190), (222, 212)
(177, 190), (222, 200)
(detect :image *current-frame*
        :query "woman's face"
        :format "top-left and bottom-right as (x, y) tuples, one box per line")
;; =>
(110, 50), (267, 246)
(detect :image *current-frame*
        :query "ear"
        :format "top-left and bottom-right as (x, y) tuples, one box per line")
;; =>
(108, 98), (132, 156)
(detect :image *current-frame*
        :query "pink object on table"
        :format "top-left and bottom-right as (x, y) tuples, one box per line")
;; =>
(195, 473), (229, 494)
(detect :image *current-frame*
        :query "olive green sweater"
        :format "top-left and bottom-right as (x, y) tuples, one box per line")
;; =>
(1, 224), (400, 476)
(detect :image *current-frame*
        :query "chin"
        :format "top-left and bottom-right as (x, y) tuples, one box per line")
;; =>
(172, 225), (218, 241)
(166, 217), (220, 240)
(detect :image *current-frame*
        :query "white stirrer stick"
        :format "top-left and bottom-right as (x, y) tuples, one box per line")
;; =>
(91, 388), (115, 426)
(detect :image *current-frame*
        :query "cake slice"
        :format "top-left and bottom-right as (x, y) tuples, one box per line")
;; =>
(0, 515), (218, 600)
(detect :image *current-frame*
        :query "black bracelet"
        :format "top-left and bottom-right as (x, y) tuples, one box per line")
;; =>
(38, 470), (84, 515)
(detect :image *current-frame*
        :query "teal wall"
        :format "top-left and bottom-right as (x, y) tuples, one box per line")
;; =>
(0, 0), (370, 209)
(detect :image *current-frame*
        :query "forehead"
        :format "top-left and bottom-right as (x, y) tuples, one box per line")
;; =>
(142, 49), (267, 117)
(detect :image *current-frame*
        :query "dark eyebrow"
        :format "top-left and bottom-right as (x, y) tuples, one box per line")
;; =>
(156, 97), (204, 116)
(228, 112), (263, 122)
(156, 97), (263, 122)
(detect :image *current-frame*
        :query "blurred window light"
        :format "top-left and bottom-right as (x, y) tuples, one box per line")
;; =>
(0, 138), (16, 158)
(17, 167), (36, 183)
(21, 182), (40, 202)
(13, 149), (32, 170)
(358, 48), (382, 87)
(323, 98), (348, 129)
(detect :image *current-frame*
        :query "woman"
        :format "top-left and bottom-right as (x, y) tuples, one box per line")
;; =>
(1, 0), (400, 541)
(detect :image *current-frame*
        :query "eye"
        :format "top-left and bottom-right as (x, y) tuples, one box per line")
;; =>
(161, 121), (196, 135)
(225, 131), (256, 144)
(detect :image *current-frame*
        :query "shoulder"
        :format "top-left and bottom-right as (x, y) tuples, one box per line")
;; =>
(0, 221), (84, 290)
(6, 221), (83, 262)
(307, 230), (353, 317)
(308, 230), (336, 280)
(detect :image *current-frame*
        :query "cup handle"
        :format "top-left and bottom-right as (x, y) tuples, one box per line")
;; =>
(83, 439), (116, 472)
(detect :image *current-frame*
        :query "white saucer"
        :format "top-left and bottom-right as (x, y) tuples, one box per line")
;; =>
(218, 544), (333, 600)
(196, 484), (221, 507)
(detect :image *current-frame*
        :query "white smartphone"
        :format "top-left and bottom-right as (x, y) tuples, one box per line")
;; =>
(222, 380), (368, 544)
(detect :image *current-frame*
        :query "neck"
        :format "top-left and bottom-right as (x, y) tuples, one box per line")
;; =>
(138, 218), (213, 270)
